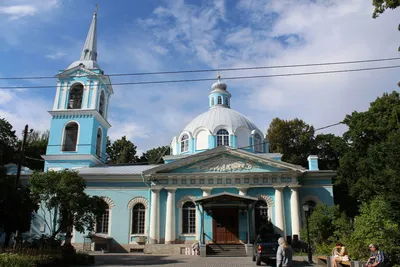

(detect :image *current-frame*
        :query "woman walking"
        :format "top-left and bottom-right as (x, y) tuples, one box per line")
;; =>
(277, 237), (293, 267)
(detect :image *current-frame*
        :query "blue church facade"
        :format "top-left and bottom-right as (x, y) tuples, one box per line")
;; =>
(17, 10), (335, 255)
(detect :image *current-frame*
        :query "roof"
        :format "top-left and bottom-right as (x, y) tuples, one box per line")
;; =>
(75, 165), (160, 175)
(182, 106), (262, 134)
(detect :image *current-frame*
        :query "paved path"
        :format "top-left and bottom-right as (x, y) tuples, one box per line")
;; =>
(78, 254), (309, 267)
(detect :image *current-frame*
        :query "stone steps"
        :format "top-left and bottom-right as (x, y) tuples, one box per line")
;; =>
(206, 244), (247, 257)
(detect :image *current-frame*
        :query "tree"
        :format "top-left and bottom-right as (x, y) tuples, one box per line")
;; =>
(138, 145), (171, 164)
(24, 130), (49, 171)
(0, 167), (39, 247)
(0, 117), (18, 166)
(267, 118), (316, 167)
(315, 134), (347, 171)
(337, 91), (400, 220)
(106, 136), (138, 164)
(372, 0), (400, 18)
(29, 170), (107, 238)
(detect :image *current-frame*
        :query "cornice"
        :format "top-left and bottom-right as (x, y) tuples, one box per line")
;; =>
(48, 109), (111, 129)
(41, 153), (104, 165)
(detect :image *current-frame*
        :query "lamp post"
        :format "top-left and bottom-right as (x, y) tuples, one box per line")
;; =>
(302, 203), (313, 264)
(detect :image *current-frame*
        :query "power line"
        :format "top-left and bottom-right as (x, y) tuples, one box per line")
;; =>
(314, 122), (344, 131)
(1, 57), (399, 80)
(1, 64), (400, 90)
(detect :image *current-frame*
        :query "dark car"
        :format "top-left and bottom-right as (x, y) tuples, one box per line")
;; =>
(252, 233), (281, 266)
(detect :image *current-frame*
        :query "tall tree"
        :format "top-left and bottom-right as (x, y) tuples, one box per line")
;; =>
(29, 170), (107, 238)
(0, 117), (18, 166)
(138, 146), (171, 164)
(372, 0), (400, 18)
(24, 130), (49, 171)
(0, 167), (39, 247)
(267, 118), (316, 167)
(106, 136), (138, 164)
(315, 134), (347, 171)
(337, 91), (400, 220)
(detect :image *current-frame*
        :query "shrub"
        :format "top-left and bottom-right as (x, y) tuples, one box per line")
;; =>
(0, 253), (37, 267)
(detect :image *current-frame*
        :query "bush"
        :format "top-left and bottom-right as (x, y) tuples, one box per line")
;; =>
(0, 253), (37, 267)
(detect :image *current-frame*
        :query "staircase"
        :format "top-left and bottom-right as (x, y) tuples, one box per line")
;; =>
(206, 244), (247, 257)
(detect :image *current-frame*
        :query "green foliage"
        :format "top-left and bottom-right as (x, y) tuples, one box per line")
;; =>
(24, 130), (49, 171)
(138, 145), (171, 164)
(0, 253), (37, 267)
(348, 197), (400, 262)
(267, 118), (316, 167)
(372, 0), (400, 18)
(0, 117), (18, 165)
(315, 134), (347, 170)
(29, 170), (107, 237)
(106, 136), (138, 164)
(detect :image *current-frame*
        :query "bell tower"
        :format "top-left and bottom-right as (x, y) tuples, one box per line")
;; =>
(43, 8), (113, 171)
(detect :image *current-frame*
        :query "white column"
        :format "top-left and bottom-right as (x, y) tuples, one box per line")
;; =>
(201, 187), (212, 197)
(290, 186), (301, 239)
(53, 82), (61, 110)
(274, 186), (285, 237)
(165, 188), (176, 244)
(149, 188), (160, 244)
(105, 95), (111, 120)
(238, 186), (248, 196)
(60, 82), (69, 110)
(91, 81), (99, 109)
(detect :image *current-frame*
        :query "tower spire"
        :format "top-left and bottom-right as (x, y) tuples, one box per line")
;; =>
(80, 4), (98, 62)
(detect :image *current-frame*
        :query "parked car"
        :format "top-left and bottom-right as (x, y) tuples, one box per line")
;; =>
(252, 233), (281, 266)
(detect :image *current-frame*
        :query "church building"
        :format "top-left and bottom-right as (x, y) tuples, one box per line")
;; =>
(27, 10), (335, 256)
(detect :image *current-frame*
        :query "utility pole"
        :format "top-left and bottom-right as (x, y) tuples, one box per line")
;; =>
(15, 125), (29, 191)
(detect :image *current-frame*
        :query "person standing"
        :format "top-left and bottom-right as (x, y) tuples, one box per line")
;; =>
(277, 237), (293, 267)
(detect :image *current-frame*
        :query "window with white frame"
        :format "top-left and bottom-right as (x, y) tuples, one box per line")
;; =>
(217, 96), (222, 105)
(211, 97), (214, 106)
(181, 135), (189, 152)
(131, 203), (145, 234)
(182, 202), (196, 234)
(62, 122), (79, 151)
(254, 133), (263, 152)
(96, 207), (110, 234)
(255, 200), (268, 235)
(216, 129), (229, 146)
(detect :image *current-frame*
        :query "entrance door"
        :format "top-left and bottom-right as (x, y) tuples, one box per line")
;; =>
(212, 208), (239, 244)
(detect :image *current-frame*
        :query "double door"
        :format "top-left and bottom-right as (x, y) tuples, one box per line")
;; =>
(212, 208), (239, 244)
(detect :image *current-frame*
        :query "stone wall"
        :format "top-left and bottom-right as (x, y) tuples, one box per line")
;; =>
(144, 244), (191, 255)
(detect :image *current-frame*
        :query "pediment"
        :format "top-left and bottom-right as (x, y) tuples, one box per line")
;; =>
(169, 154), (286, 173)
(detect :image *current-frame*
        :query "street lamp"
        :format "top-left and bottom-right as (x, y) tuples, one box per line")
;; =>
(302, 203), (313, 264)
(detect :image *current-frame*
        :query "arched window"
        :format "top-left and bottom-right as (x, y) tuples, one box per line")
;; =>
(255, 200), (268, 235)
(211, 97), (214, 106)
(62, 122), (78, 151)
(68, 84), (84, 109)
(182, 202), (196, 234)
(99, 91), (105, 116)
(254, 133), (263, 152)
(225, 96), (229, 106)
(131, 203), (146, 234)
(96, 128), (102, 158)
(96, 206), (110, 234)
(217, 96), (222, 105)
(216, 129), (229, 146)
(181, 135), (189, 152)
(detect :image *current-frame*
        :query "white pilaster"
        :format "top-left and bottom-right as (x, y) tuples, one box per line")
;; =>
(290, 186), (301, 238)
(53, 82), (61, 110)
(83, 80), (90, 109)
(165, 188), (176, 244)
(60, 81), (69, 110)
(149, 188), (160, 244)
(274, 186), (285, 237)
(238, 186), (249, 196)
(105, 95), (110, 120)
(201, 187), (212, 197)
(91, 81), (99, 109)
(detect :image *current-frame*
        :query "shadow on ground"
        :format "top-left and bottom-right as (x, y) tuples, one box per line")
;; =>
(84, 254), (187, 266)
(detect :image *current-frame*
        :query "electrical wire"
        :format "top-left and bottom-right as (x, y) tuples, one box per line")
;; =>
(1, 57), (399, 80)
(1, 64), (399, 90)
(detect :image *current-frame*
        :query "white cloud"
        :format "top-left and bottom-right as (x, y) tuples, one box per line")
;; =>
(46, 52), (66, 60)
(0, 5), (38, 20)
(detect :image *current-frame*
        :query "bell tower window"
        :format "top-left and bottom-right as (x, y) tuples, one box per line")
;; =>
(217, 96), (222, 105)
(68, 84), (84, 109)
(62, 122), (79, 151)
(181, 135), (189, 153)
(96, 128), (102, 158)
(216, 129), (229, 146)
(99, 90), (105, 116)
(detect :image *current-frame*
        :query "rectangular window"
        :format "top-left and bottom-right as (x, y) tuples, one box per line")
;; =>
(132, 209), (145, 234)
(183, 209), (196, 234)
(96, 209), (109, 234)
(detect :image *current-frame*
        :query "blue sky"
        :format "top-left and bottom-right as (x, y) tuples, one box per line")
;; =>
(0, 0), (399, 155)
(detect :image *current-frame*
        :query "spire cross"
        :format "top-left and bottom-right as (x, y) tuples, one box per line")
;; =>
(95, 4), (98, 14)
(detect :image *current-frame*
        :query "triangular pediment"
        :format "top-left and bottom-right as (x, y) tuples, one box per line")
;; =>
(143, 146), (306, 175)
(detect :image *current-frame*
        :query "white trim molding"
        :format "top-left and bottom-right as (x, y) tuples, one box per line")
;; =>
(127, 196), (149, 209)
(102, 196), (115, 209)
